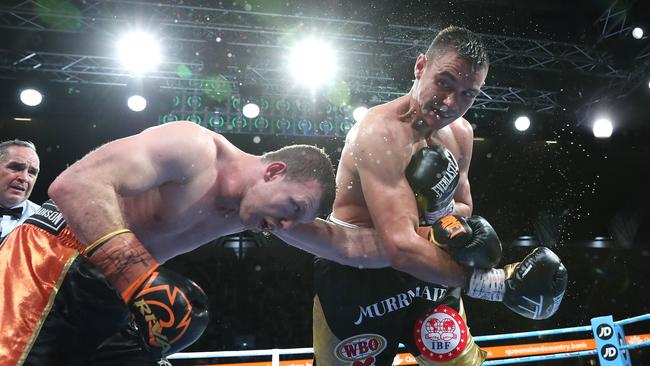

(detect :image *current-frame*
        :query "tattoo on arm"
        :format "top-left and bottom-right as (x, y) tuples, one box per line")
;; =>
(86, 235), (157, 294)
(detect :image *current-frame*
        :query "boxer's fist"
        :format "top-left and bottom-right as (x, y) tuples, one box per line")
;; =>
(406, 146), (460, 222)
(501, 247), (568, 319)
(418, 215), (502, 269)
(125, 266), (210, 358)
(82, 230), (209, 357)
(467, 247), (568, 320)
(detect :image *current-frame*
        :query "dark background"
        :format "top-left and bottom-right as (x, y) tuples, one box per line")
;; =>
(1, 0), (649, 364)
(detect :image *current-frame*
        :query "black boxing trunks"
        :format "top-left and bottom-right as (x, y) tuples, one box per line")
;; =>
(0, 201), (160, 366)
(312, 215), (486, 366)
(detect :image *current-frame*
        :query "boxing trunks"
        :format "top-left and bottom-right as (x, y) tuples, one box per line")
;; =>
(312, 215), (486, 366)
(0, 200), (162, 366)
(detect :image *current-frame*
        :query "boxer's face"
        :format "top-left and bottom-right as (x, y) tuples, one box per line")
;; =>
(0, 146), (40, 208)
(241, 175), (323, 231)
(413, 51), (486, 130)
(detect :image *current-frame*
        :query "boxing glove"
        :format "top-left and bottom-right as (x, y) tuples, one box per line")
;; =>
(123, 265), (210, 359)
(467, 247), (568, 320)
(418, 214), (502, 270)
(406, 145), (460, 223)
(83, 229), (209, 358)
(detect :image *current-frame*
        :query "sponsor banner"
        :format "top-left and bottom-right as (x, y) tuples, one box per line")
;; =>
(186, 333), (650, 365)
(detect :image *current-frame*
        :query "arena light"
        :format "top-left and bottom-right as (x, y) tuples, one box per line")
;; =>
(117, 32), (161, 74)
(289, 38), (336, 88)
(20, 88), (43, 106)
(352, 106), (368, 122)
(632, 27), (644, 40)
(127, 95), (147, 112)
(242, 102), (260, 119)
(514, 116), (530, 131)
(592, 118), (613, 138)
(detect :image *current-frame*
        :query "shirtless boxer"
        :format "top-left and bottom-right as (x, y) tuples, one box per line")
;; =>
(275, 26), (568, 365)
(0, 121), (345, 366)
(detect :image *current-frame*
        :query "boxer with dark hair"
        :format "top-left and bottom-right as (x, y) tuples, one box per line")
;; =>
(0, 121), (345, 366)
(275, 26), (567, 365)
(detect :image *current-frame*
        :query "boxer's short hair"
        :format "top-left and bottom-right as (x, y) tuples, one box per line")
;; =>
(426, 25), (489, 72)
(262, 145), (336, 215)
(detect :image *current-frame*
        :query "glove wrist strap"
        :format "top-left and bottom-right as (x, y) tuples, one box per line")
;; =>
(82, 228), (132, 256)
(467, 268), (505, 301)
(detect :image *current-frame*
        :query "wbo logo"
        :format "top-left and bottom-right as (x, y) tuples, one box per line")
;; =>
(334, 334), (387, 362)
(413, 305), (468, 362)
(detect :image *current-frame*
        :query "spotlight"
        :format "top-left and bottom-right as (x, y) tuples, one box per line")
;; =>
(289, 38), (336, 88)
(20, 88), (43, 106)
(352, 106), (368, 122)
(514, 116), (530, 131)
(117, 32), (161, 74)
(593, 118), (613, 138)
(242, 102), (260, 119)
(632, 27), (644, 40)
(127, 95), (147, 112)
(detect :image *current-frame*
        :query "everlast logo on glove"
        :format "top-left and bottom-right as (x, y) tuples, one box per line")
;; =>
(430, 149), (459, 200)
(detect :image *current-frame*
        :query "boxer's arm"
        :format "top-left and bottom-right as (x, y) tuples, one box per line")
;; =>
(48, 121), (214, 290)
(274, 219), (390, 268)
(356, 125), (469, 287)
(451, 118), (474, 217)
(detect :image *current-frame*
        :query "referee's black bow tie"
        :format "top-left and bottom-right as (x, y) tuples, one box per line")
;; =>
(0, 206), (23, 219)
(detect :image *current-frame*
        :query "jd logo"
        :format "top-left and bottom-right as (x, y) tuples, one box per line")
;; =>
(601, 344), (618, 361)
(597, 324), (613, 340)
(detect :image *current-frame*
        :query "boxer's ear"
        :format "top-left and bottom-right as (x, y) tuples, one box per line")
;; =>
(264, 161), (287, 181)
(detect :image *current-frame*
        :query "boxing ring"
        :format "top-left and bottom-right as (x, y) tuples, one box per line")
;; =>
(169, 313), (650, 365)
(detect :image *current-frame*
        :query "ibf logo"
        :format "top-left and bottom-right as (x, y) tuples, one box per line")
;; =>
(597, 324), (614, 340)
(413, 305), (467, 362)
(600, 344), (618, 361)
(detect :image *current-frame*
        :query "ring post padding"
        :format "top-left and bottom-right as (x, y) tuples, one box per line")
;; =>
(591, 315), (630, 366)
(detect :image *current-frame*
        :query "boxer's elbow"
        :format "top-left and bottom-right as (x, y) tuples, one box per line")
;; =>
(48, 172), (72, 201)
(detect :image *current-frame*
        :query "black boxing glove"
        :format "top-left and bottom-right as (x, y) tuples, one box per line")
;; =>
(406, 146), (460, 223)
(418, 215), (502, 270)
(466, 247), (568, 320)
(123, 265), (210, 359)
(82, 230), (209, 358)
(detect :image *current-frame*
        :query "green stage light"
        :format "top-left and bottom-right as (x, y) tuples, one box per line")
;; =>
(297, 119), (312, 131)
(319, 120), (334, 132)
(187, 95), (202, 108)
(185, 114), (202, 124)
(231, 116), (248, 129)
(208, 115), (225, 129)
(161, 114), (180, 123)
(275, 119), (291, 130)
(275, 99), (291, 112)
(260, 97), (270, 111)
(339, 119), (354, 134)
(203, 74), (232, 103)
(253, 117), (270, 130)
